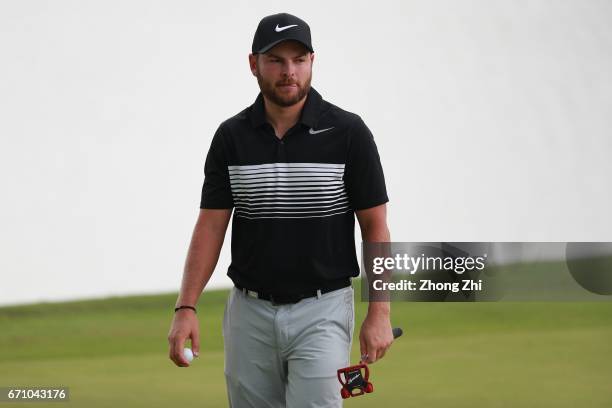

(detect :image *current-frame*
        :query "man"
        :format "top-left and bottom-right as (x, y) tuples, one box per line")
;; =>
(168, 13), (393, 407)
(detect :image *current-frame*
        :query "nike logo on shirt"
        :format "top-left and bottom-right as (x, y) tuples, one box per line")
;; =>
(309, 127), (334, 135)
(275, 24), (298, 32)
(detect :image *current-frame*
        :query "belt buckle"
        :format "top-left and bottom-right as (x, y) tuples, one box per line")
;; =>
(270, 295), (284, 306)
(270, 294), (296, 306)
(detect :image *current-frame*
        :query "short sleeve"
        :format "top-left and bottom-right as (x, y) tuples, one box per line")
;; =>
(343, 117), (389, 210)
(199, 125), (234, 209)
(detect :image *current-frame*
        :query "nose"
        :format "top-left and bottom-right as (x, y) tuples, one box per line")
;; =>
(281, 60), (297, 78)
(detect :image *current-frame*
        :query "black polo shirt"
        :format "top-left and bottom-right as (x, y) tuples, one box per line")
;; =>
(200, 87), (388, 296)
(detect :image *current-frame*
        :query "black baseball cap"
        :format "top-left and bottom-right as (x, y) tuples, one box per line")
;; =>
(252, 13), (314, 54)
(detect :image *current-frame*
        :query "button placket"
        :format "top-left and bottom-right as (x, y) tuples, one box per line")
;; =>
(277, 138), (286, 160)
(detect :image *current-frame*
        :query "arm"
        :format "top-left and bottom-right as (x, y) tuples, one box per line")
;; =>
(356, 203), (393, 364)
(167, 208), (232, 367)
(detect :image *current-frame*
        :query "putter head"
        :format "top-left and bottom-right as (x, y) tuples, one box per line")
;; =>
(337, 363), (373, 398)
(337, 327), (401, 398)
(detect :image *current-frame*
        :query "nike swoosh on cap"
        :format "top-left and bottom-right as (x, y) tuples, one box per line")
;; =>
(275, 24), (298, 32)
(309, 127), (334, 135)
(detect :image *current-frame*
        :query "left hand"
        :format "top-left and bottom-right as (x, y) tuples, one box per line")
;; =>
(359, 311), (393, 364)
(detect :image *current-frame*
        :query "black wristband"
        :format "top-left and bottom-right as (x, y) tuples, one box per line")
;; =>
(174, 305), (197, 313)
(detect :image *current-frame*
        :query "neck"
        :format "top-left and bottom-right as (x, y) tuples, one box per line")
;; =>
(263, 94), (307, 139)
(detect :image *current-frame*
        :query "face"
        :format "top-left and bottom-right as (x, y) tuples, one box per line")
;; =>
(249, 40), (314, 107)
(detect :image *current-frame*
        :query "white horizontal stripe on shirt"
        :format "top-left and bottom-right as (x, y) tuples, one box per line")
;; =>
(230, 175), (343, 182)
(234, 194), (348, 205)
(228, 163), (345, 171)
(231, 181), (344, 189)
(229, 170), (345, 178)
(235, 205), (351, 215)
(231, 186), (344, 194)
(234, 209), (352, 220)
(235, 200), (349, 211)
(232, 187), (346, 197)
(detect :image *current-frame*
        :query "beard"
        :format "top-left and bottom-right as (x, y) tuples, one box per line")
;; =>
(256, 72), (312, 107)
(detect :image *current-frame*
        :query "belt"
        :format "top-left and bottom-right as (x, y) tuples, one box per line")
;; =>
(235, 279), (351, 305)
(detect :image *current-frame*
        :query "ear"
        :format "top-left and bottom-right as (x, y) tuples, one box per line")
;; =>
(310, 52), (315, 65)
(248, 53), (258, 77)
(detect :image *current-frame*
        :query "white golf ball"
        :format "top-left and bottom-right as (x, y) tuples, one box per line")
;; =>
(183, 347), (194, 363)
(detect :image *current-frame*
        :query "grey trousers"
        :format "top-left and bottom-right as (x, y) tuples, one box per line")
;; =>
(222, 285), (355, 408)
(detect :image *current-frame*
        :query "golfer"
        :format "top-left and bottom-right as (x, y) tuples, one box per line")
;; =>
(168, 13), (393, 407)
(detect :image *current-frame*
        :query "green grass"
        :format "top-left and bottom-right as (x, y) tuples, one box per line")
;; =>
(1, 281), (611, 407)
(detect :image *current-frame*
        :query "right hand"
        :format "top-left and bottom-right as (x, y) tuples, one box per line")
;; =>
(167, 309), (200, 367)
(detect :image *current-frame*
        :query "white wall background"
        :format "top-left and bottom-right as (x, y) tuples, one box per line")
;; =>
(1, 0), (611, 306)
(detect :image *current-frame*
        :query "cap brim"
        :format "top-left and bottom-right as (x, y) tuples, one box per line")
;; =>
(256, 38), (314, 54)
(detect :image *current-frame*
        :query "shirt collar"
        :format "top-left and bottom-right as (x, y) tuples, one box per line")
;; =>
(249, 86), (323, 129)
